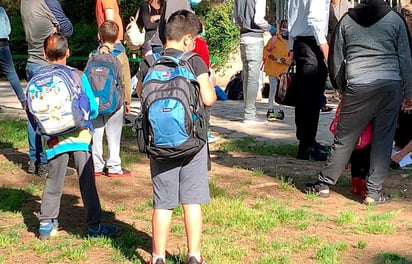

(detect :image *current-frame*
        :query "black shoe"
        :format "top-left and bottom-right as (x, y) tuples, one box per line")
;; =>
(297, 146), (328, 161)
(304, 181), (330, 198)
(313, 142), (329, 152)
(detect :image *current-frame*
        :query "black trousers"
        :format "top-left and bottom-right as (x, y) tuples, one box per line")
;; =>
(292, 37), (328, 150)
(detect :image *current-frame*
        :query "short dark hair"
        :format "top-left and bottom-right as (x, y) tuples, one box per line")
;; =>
(165, 10), (201, 42)
(43, 33), (68, 61)
(99, 20), (118, 43)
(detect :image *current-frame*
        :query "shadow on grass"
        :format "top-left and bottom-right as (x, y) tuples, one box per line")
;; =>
(373, 252), (412, 264)
(0, 187), (158, 263)
(0, 141), (29, 170)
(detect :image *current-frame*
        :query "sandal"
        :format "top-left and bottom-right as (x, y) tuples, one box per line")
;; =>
(363, 193), (391, 205)
(304, 181), (330, 198)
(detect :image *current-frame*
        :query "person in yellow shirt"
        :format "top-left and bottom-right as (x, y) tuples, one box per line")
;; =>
(262, 19), (290, 121)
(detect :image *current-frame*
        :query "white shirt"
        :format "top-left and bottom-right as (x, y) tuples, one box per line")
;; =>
(288, 0), (330, 49)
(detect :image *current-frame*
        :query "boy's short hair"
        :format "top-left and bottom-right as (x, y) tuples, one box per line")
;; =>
(99, 20), (119, 43)
(165, 10), (202, 42)
(44, 32), (68, 61)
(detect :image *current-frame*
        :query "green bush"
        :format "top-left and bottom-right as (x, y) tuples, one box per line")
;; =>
(204, 0), (239, 72)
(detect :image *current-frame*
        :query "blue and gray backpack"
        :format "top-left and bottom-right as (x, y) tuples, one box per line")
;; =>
(26, 64), (91, 137)
(137, 52), (207, 160)
(84, 47), (123, 115)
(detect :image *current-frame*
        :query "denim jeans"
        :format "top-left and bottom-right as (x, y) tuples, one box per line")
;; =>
(26, 62), (47, 164)
(240, 40), (264, 119)
(0, 45), (26, 102)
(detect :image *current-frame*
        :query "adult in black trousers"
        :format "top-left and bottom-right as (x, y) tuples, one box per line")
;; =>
(293, 37), (328, 160)
(288, 0), (330, 161)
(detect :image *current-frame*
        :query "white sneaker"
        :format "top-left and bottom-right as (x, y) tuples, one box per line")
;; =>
(243, 116), (267, 125)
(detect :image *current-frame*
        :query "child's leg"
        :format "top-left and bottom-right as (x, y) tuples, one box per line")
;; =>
(91, 115), (106, 173)
(150, 157), (182, 261)
(268, 75), (279, 110)
(38, 153), (68, 222)
(183, 204), (202, 256)
(180, 145), (210, 261)
(72, 151), (102, 227)
(350, 145), (371, 196)
(105, 106), (124, 173)
(152, 208), (173, 257)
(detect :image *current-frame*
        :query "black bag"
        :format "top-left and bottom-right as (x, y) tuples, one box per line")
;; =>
(225, 71), (243, 100)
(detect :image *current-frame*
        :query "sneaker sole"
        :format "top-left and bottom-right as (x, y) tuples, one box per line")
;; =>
(39, 228), (58, 240)
(107, 173), (131, 178)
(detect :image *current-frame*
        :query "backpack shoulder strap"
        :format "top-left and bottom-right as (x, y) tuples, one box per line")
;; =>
(144, 53), (157, 68)
(176, 52), (198, 78)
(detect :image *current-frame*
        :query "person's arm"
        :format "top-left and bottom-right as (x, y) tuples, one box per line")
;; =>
(1, 7), (11, 37)
(398, 16), (412, 101)
(198, 72), (216, 106)
(392, 140), (412, 164)
(328, 19), (346, 93)
(254, 0), (276, 34)
(191, 56), (216, 106)
(45, 0), (73, 37)
(308, 0), (329, 60)
(118, 53), (132, 115)
(139, 3), (151, 29)
(105, 8), (115, 21)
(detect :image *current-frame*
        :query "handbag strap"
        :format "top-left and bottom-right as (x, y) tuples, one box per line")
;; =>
(135, 8), (140, 19)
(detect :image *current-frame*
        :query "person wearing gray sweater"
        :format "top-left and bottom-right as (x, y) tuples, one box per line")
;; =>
(20, 0), (73, 176)
(305, 0), (412, 205)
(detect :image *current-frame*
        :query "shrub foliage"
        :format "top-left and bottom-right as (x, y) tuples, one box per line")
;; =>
(4, 0), (238, 75)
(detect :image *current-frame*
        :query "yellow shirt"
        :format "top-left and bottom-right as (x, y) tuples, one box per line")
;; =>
(262, 33), (291, 78)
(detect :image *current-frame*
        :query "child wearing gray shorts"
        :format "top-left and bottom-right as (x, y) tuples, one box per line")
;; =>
(136, 10), (217, 264)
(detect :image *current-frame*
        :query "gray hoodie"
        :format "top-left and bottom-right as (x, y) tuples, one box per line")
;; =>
(329, 0), (412, 98)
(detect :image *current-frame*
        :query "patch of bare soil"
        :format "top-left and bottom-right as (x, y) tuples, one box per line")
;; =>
(1, 138), (412, 263)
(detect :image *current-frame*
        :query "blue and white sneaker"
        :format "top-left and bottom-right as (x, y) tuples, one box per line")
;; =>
(39, 219), (58, 240)
(88, 224), (117, 238)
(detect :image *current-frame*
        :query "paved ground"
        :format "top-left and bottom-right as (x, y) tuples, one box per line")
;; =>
(0, 80), (336, 146)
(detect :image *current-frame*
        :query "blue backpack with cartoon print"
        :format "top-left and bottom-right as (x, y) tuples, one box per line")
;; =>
(26, 64), (90, 137)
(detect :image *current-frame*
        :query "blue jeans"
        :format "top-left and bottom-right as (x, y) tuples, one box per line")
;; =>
(240, 40), (264, 119)
(0, 45), (26, 102)
(26, 62), (47, 164)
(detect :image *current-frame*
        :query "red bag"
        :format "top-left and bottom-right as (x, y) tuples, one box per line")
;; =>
(329, 103), (372, 150)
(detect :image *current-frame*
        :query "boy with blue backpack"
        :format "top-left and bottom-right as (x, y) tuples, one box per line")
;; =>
(136, 10), (216, 264)
(85, 20), (132, 177)
(26, 33), (117, 240)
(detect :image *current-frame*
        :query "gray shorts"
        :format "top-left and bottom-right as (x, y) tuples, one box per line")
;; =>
(150, 144), (210, 209)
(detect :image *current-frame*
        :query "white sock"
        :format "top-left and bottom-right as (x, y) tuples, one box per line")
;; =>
(152, 253), (165, 263)
(188, 252), (201, 262)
